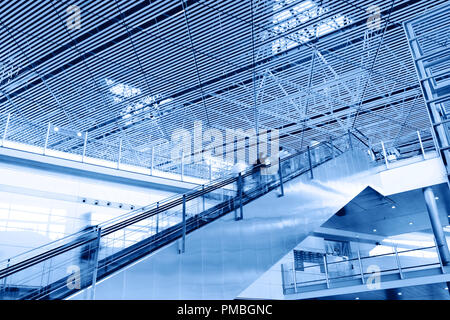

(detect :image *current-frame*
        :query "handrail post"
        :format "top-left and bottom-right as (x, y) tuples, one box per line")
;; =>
(307, 146), (313, 179)
(156, 202), (159, 234)
(44, 123), (51, 155)
(209, 162), (212, 181)
(117, 138), (122, 169)
(357, 247), (365, 284)
(82, 132), (88, 163)
(151, 146), (154, 175)
(394, 245), (404, 279)
(202, 185), (205, 212)
(90, 227), (102, 300)
(292, 261), (298, 294)
(182, 194), (186, 253)
(181, 151), (184, 181)
(417, 130), (426, 159)
(238, 173), (243, 220)
(330, 137), (334, 158)
(348, 130), (353, 150)
(2, 113), (10, 147)
(381, 140), (389, 169)
(323, 255), (330, 288)
(2, 259), (10, 292)
(278, 157), (284, 197)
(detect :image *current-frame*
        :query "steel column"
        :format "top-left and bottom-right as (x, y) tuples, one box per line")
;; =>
(423, 187), (450, 265)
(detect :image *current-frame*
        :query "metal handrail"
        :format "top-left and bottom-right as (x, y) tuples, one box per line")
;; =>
(294, 245), (437, 272)
(285, 245), (440, 288)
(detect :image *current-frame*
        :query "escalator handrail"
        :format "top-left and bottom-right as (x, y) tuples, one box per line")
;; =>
(0, 133), (351, 281)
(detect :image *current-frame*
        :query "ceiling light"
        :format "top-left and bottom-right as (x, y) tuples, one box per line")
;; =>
(435, 196), (439, 200)
(391, 205), (396, 209)
(373, 229), (377, 232)
(445, 287), (448, 290)
(409, 222), (413, 225)
(355, 297), (359, 300)
(77, 132), (82, 137)
(397, 292), (402, 296)
(53, 127), (59, 132)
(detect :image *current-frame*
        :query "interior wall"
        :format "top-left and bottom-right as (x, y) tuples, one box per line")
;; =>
(0, 160), (178, 260)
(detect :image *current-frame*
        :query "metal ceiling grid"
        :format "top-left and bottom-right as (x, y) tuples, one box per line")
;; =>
(0, 0), (446, 176)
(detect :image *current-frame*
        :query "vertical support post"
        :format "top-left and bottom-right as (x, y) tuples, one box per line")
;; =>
(117, 138), (122, 169)
(348, 130), (353, 150)
(278, 157), (284, 197)
(82, 132), (88, 163)
(202, 185), (205, 212)
(381, 140), (389, 169)
(181, 151), (184, 181)
(209, 163), (212, 181)
(44, 123), (51, 155)
(46, 258), (52, 293)
(323, 255), (330, 288)
(181, 194), (186, 253)
(2, 113), (10, 147)
(307, 146), (313, 179)
(394, 245), (404, 279)
(357, 247), (365, 284)
(151, 146), (155, 175)
(417, 130), (426, 159)
(238, 173), (243, 220)
(292, 261), (298, 294)
(89, 227), (102, 300)
(234, 196), (238, 221)
(330, 137), (334, 158)
(2, 259), (10, 291)
(423, 187), (450, 265)
(156, 202), (159, 234)
(281, 263), (287, 295)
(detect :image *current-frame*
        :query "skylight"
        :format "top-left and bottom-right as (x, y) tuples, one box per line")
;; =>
(106, 80), (141, 98)
(103, 79), (173, 126)
(271, 0), (352, 54)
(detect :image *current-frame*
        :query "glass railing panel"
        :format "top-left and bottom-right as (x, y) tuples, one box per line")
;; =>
(397, 246), (440, 272)
(326, 256), (362, 283)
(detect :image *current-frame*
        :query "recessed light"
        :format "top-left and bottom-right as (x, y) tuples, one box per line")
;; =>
(355, 297), (359, 300)
(77, 132), (82, 137)
(391, 205), (396, 209)
(435, 196), (439, 200)
(54, 127), (59, 132)
(398, 292), (402, 296)
(409, 222), (413, 225)
(373, 229), (377, 232)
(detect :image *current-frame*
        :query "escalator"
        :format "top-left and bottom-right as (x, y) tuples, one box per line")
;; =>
(0, 132), (364, 300)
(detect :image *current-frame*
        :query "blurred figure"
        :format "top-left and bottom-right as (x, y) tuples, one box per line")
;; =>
(232, 161), (247, 196)
(279, 146), (291, 177)
(76, 213), (99, 290)
(252, 152), (268, 191)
